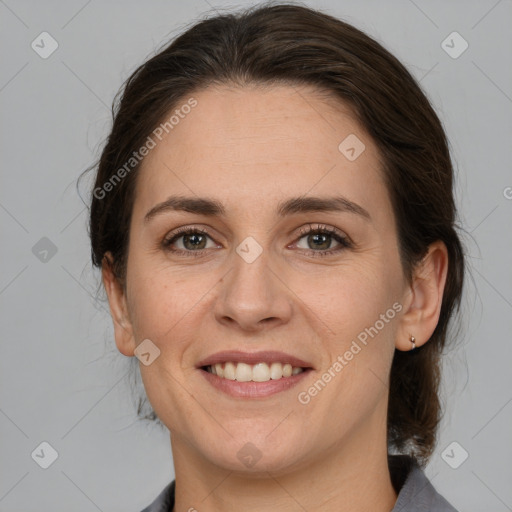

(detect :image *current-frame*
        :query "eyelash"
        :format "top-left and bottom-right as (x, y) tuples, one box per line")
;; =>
(161, 223), (353, 258)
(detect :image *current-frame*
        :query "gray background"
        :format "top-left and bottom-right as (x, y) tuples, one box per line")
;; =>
(1, 0), (511, 510)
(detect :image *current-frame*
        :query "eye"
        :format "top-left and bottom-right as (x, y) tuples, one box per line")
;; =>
(162, 227), (218, 255)
(293, 224), (352, 256)
(161, 223), (352, 258)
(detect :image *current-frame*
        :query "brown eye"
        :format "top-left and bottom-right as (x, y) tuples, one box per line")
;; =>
(181, 233), (208, 250)
(162, 228), (217, 254)
(294, 225), (352, 257)
(304, 232), (333, 250)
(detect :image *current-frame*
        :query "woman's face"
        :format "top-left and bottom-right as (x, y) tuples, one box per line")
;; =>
(112, 84), (413, 473)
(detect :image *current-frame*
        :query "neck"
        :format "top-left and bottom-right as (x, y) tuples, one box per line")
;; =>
(170, 411), (397, 512)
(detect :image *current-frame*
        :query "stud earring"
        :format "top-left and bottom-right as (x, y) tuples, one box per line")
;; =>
(410, 335), (416, 350)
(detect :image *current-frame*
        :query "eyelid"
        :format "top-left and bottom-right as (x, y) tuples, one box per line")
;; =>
(294, 223), (350, 241)
(162, 225), (220, 248)
(162, 222), (353, 256)
(290, 223), (353, 253)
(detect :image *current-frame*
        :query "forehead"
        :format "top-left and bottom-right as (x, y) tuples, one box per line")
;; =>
(133, 83), (388, 221)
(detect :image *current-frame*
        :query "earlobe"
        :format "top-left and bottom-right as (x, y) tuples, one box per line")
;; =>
(101, 254), (136, 357)
(395, 241), (449, 351)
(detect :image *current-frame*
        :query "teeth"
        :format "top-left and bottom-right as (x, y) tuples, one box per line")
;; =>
(252, 363), (270, 382)
(214, 363), (224, 378)
(235, 362), (253, 382)
(224, 362), (236, 380)
(270, 362), (282, 380)
(205, 362), (304, 382)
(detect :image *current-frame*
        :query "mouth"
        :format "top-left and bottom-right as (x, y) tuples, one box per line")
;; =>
(203, 361), (305, 382)
(196, 350), (313, 398)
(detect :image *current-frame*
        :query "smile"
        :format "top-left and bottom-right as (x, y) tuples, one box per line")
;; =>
(204, 361), (304, 382)
(197, 350), (313, 398)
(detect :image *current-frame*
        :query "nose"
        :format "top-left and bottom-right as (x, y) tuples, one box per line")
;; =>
(213, 247), (293, 333)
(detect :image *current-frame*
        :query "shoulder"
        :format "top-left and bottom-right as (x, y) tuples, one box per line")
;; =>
(139, 480), (175, 512)
(390, 455), (459, 512)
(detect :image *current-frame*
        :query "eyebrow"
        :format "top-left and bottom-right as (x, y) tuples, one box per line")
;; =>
(144, 194), (371, 223)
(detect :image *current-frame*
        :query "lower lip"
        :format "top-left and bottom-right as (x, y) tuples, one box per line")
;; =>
(199, 368), (312, 398)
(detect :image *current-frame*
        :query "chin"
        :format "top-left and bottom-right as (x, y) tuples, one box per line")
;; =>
(195, 428), (310, 475)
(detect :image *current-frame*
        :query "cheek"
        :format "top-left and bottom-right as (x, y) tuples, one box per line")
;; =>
(126, 260), (206, 340)
(295, 266), (400, 439)
(293, 259), (401, 343)
(293, 258), (401, 406)
(126, 278), (174, 340)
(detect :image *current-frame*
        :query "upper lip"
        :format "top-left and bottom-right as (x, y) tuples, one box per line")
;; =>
(196, 350), (314, 369)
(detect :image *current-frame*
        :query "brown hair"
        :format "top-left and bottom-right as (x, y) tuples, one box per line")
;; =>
(86, 2), (465, 465)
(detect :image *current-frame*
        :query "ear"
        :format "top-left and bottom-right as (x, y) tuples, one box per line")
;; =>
(101, 253), (136, 357)
(395, 241), (449, 351)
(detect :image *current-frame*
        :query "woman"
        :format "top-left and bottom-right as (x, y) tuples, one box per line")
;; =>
(88, 3), (465, 511)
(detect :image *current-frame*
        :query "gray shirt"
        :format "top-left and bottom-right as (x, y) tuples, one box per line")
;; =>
(140, 456), (458, 512)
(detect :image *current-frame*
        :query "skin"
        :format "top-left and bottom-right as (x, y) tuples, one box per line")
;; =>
(102, 84), (448, 512)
